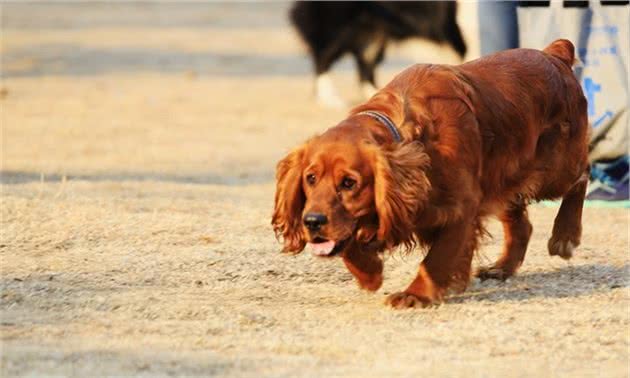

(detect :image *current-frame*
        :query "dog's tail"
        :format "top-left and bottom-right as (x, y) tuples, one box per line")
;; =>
(543, 39), (577, 67)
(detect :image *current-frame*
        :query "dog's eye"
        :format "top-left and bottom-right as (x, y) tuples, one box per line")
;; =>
(306, 174), (316, 185)
(340, 177), (356, 190)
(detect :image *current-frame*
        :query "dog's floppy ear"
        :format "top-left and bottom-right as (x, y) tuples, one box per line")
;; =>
(371, 142), (430, 250)
(272, 146), (306, 253)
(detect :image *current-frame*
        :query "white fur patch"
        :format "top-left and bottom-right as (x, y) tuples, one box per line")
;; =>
(550, 239), (576, 259)
(315, 73), (346, 108)
(559, 240), (576, 258)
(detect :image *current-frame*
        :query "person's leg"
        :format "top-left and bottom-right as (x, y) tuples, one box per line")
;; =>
(478, 1), (519, 56)
(587, 156), (630, 201)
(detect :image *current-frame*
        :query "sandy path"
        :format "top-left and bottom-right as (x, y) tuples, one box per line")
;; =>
(1, 3), (628, 377)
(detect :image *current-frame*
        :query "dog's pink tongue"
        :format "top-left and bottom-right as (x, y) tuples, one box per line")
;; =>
(308, 240), (336, 256)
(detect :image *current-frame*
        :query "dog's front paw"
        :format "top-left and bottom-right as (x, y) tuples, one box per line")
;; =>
(356, 273), (383, 292)
(385, 291), (434, 309)
(476, 265), (512, 281)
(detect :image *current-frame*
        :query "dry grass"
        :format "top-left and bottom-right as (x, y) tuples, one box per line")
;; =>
(1, 3), (628, 377)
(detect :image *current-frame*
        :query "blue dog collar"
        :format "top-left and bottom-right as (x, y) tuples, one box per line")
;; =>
(356, 110), (402, 142)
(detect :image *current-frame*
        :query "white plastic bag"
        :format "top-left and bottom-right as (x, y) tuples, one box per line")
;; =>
(518, 1), (629, 161)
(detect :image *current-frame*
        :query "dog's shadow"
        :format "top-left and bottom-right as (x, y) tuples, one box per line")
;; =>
(450, 263), (628, 304)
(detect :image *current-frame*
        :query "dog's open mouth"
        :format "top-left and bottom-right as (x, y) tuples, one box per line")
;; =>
(307, 237), (350, 257)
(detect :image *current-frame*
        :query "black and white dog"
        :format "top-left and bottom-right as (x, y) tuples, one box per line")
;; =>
(290, 1), (467, 107)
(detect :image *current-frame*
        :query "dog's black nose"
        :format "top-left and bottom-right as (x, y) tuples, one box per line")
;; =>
(303, 212), (328, 231)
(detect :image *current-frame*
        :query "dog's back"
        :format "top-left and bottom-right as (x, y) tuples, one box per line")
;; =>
(290, 1), (466, 58)
(290, 1), (467, 107)
(289, 2), (359, 54)
(366, 2), (466, 56)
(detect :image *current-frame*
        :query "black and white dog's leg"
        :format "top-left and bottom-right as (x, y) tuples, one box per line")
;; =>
(315, 72), (345, 108)
(353, 40), (385, 100)
(313, 45), (347, 108)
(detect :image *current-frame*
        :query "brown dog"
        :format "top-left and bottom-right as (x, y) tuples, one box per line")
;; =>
(272, 39), (589, 308)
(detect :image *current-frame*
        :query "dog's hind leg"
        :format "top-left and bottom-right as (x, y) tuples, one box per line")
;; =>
(477, 202), (533, 281)
(445, 4), (467, 59)
(548, 171), (588, 259)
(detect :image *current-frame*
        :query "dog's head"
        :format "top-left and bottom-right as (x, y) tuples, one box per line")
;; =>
(272, 119), (430, 256)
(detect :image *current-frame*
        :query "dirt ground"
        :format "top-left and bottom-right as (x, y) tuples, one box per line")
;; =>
(1, 3), (628, 377)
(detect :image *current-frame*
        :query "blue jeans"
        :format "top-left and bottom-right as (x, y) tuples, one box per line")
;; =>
(478, 1), (519, 56)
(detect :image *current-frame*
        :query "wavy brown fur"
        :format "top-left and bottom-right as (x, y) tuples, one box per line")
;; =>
(272, 39), (589, 308)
